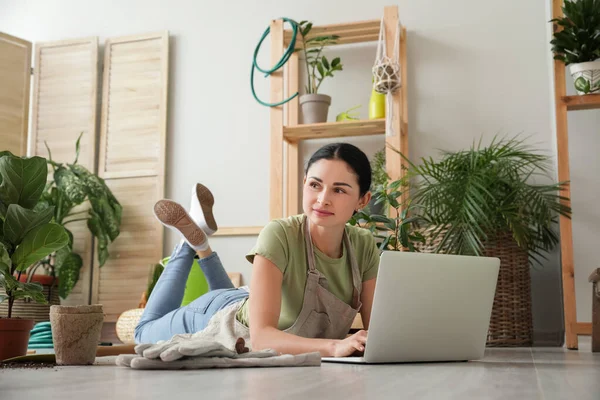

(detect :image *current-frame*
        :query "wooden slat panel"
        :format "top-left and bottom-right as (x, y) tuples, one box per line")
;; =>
(94, 177), (163, 322)
(96, 32), (168, 322)
(29, 37), (99, 306)
(0, 32), (31, 156)
(99, 32), (169, 179)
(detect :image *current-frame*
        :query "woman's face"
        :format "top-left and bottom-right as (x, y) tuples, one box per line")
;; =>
(302, 159), (370, 229)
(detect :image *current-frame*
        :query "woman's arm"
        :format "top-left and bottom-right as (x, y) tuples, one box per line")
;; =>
(249, 255), (366, 357)
(359, 278), (376, 329)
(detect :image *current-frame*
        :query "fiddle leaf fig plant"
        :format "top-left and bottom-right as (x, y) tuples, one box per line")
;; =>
(0, 151), (69, 318)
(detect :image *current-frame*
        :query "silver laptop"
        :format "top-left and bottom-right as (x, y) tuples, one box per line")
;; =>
(322, 251), (500, 364)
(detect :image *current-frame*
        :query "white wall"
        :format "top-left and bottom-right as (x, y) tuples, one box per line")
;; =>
(1, 0), (596, 343)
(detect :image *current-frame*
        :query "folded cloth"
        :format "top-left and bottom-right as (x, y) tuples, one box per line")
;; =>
(116, 351), (321, 370)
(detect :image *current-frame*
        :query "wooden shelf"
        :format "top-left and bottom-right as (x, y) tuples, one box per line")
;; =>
(572, 322), (592, 336)
(284, 19), (381, 49)
(212, 226), (263, 237)
(284, 119), (386, 142)
(562, 94), (600, 111)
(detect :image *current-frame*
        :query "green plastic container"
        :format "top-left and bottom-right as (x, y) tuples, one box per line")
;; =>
(161, 256), (209, 306)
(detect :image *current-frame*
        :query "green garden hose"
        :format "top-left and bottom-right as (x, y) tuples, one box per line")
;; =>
(251, 18), (300, 107)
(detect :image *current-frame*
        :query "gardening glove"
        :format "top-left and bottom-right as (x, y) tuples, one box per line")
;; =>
(136, 335), (268, 362)
(134, 332), (192, 359)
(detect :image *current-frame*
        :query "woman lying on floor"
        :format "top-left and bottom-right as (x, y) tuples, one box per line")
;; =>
(134, 143), (379, 358)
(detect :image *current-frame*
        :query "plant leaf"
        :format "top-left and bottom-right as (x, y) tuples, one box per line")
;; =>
(302, 22), (312, 37)
(0, 154), (48, 209)
(3, 204), (55, 246)
(12, 281), (47, 304)
(74, 132), (83, 165)
(0, 242), (11, 275)
(88, 214), (110, 266)
(11, 223), (69, 271)
(57, 252), (83, 299)
(316, 62), (325, 78)
(54, 166), (87, 204)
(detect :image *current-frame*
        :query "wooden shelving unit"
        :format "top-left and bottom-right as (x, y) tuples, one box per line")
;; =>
(552, 0), (596, 349)
(270, 5), (408, 220)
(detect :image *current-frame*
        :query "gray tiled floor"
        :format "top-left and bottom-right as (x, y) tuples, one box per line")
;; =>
(1, 339), (598, 400)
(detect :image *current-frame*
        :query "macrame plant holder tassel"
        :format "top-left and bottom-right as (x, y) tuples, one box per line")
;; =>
(372, 16), (402, 137)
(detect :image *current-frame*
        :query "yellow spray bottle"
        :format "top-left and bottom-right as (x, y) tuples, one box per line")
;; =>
(369, 78), (386, 119)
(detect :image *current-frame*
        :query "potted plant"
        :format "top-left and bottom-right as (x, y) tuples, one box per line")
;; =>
(403, 137), (572, 346)
(0, 151), (69, 361)
(365, 148), (389, 215)
(295, 20), (344, 123)
(550, 0), (600, 95)
(349, 175), (426, 252)
(32, 134), (122, 300)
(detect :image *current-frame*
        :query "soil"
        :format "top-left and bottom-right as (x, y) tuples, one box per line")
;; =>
(0, 361), (58, 370)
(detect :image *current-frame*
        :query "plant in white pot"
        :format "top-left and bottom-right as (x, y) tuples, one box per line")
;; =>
(550, 0), (600, 95)
(295, 20), (344, 123)
(0, 151), (69, 361)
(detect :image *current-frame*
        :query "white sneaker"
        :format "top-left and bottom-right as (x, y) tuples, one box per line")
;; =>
(189, 183), (218, 236)
(153, 199), (209, 251)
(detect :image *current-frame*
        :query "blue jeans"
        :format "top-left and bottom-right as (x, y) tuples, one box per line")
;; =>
(134, 242), (249, 344)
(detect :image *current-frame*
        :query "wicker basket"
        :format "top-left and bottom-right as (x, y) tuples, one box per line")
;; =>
(0, 275), (61, 323)
(416, 229), (533, 347)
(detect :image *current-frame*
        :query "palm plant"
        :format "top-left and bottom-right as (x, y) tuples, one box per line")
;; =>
(403, 137), (572, 264)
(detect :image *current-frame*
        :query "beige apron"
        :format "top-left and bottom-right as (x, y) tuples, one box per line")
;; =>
(196, 215), (362, 350)
(283, 214), (363, 339)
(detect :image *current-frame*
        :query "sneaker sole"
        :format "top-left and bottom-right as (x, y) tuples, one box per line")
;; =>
(195, 183), (218, 233)
(153, 200), (206, 247)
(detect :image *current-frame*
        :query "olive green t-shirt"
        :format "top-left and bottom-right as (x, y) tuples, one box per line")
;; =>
(236, 214), (380, 330)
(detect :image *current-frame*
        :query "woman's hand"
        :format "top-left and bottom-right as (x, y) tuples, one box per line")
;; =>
(331, 330), (368, 357)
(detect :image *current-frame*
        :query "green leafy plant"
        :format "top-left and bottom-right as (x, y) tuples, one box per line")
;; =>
(295, 20), (344, 94)
(349, 176), (426, 252)
(549, 0), (600, 65)
(403, 136), (572, 264)
(30, 134), (122, 299)
(0, 151), (69, 318)
(370, 148), (388, 191)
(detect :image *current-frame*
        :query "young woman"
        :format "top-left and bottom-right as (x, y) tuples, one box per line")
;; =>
(135, 143), (379, 358)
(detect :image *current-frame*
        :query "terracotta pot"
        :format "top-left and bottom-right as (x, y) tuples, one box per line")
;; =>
(50, 305), (104, 365)
(0, 318), (34, 361)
